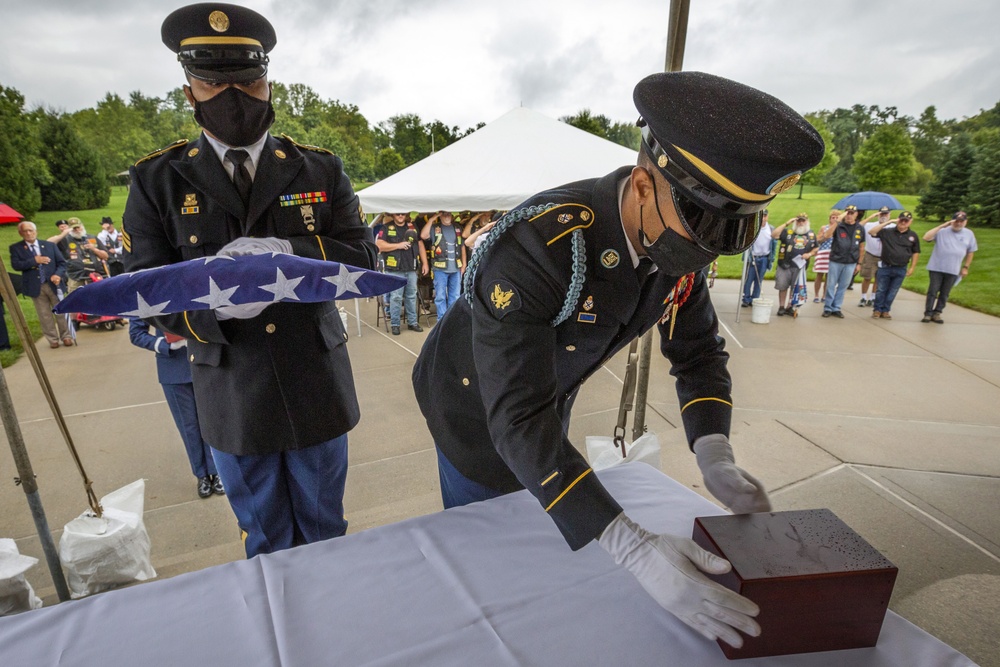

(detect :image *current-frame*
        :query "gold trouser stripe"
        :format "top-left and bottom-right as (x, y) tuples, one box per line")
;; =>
(680, 397), (733, 413)
(183, 311), (208, 343)
(180, 36), (263, 47)
(673, 145), (772, 202)
(545, 468), (592, 512)
(315, 236), (327, 261)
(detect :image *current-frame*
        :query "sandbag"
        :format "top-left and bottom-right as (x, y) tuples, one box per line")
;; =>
(585, 432), (661, 472)
(58, 479), (157, 598)
(0, 538), (43, 615)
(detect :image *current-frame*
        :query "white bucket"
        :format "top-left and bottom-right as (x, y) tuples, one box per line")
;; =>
(750, 298), (772, 324)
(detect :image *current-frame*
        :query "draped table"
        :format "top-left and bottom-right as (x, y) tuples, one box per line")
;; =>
(0, 463), (975, 666)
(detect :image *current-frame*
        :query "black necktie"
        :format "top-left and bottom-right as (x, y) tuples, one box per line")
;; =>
(226, 149), (253, 208)
(636, 257), (655, 285)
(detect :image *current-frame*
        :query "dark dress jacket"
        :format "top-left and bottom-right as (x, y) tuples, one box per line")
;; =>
(412, 166), (733, 550)
(123, 133), (376, 455)
(9, 240), (66, 297)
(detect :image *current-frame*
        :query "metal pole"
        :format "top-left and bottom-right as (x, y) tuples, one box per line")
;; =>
(0, 257), (102, 518)
(0, 296), (71, 601)
(735, 251), (750, 323)
(629, 0), (691, 441)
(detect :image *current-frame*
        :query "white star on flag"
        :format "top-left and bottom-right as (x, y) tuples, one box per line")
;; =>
(192, 277), (239, 308)
(203, 256), (237, 264)
(122, 292), (171, 318)
(259, 268), (304, 302)
(323, 263), (364, 297)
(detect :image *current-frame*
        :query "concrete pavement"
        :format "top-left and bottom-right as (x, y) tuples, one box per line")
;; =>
(1, 280), (997, 665)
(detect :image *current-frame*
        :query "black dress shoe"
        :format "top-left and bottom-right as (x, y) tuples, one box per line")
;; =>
(776, 307), (786, 316)
(197, 476), (213, 499)
(211, 475), (225, 496)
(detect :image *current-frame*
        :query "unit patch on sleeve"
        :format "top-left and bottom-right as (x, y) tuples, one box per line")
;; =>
(487, 279), (521, 319)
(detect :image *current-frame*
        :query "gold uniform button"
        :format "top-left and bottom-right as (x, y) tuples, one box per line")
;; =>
(565, 345), (577, 351)
(265, 324), (276, 334)
(189, 354), (195, 362)
(189, 235), (198, 244)
(462, 378), (470, 386)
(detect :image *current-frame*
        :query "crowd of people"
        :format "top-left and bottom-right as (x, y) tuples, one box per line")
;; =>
(741, 207), (978, 323)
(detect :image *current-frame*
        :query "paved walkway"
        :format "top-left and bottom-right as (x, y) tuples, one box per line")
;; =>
(1, 280), (997, 665)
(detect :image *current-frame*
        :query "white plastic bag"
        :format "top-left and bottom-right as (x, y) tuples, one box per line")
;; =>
(585, 432), (661, 472)
(0, 538), (43, 615)
(59, 479), (157, 598)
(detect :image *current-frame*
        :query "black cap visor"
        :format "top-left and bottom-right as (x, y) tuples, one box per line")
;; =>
(670, 185), (763, 256)
(180, 47), (268, 83)
(641, 125), (767, 218)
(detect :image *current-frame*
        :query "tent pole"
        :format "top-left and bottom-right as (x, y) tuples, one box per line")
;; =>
(628, 0), (691, 442)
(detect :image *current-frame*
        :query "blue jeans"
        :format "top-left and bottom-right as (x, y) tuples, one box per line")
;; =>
(824, 261), (855, 313)
(925, 271), (958, 316)
(873, 265), (906, 313)
(742, 255), (770, 304)
(161, 382), (216, 479)
(211, 434), (349, 558)
(388, 270), (418, 327)
(433, 270), (461, 317)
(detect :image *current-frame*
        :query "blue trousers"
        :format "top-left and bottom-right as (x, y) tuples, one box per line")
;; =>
(742, 255), (769, 305)
(211, 435), (349, 558)
(824, 261), (855, 313)
(873, 265), (907, 313)
(388, 270), (418, 327)
(436, 447), (507, 509)
(433, 270), (461, 318)
(161, 382), (216, 479)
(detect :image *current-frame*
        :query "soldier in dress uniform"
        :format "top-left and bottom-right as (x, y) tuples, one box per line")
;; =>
(123, 3), (376, 558)
(412, 71), (825, 648)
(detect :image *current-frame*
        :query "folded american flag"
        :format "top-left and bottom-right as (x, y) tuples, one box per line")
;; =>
(54, 253), (405, 317)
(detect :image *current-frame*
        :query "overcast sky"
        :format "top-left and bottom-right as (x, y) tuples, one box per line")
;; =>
(1, 0), (998, 131)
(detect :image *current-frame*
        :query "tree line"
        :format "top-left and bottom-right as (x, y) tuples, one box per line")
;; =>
(2, 81), (999, 225)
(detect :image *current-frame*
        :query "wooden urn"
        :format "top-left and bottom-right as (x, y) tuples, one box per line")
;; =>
(692, 509), (898, 660)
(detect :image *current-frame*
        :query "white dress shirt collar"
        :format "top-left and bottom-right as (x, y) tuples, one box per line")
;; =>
(203, 131), (269, 180)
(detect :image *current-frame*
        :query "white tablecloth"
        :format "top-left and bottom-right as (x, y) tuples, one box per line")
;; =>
(0, 463), (976, 666)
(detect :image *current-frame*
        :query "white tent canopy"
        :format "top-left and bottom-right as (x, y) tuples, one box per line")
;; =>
(358, 107), (639, 214)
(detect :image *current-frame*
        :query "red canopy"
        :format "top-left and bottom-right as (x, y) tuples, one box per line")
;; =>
(0, 203), (24, 224)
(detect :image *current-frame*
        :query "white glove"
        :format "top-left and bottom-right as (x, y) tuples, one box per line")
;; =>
(168, 339), (187, 350)
(217, 237), (293, 257)
(216, 302), (270, 320)
(694, 434), (771, 514)
(599, 513), (760, 647)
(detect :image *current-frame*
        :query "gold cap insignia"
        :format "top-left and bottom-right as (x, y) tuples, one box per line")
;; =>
(600, 249), (620, 269)
(275, 149), (286, 159)
(658, 155), (669, 169)
(767, 172), (801, 195)
(208, 11), (230, 32)
(188, 148), (199, 157)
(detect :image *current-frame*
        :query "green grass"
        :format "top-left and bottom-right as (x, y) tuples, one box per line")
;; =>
(714, 188), (999, 317)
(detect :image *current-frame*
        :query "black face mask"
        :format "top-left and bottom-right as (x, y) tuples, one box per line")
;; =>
(192, 86), (275, 147)
(639, 174), (718, 275)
